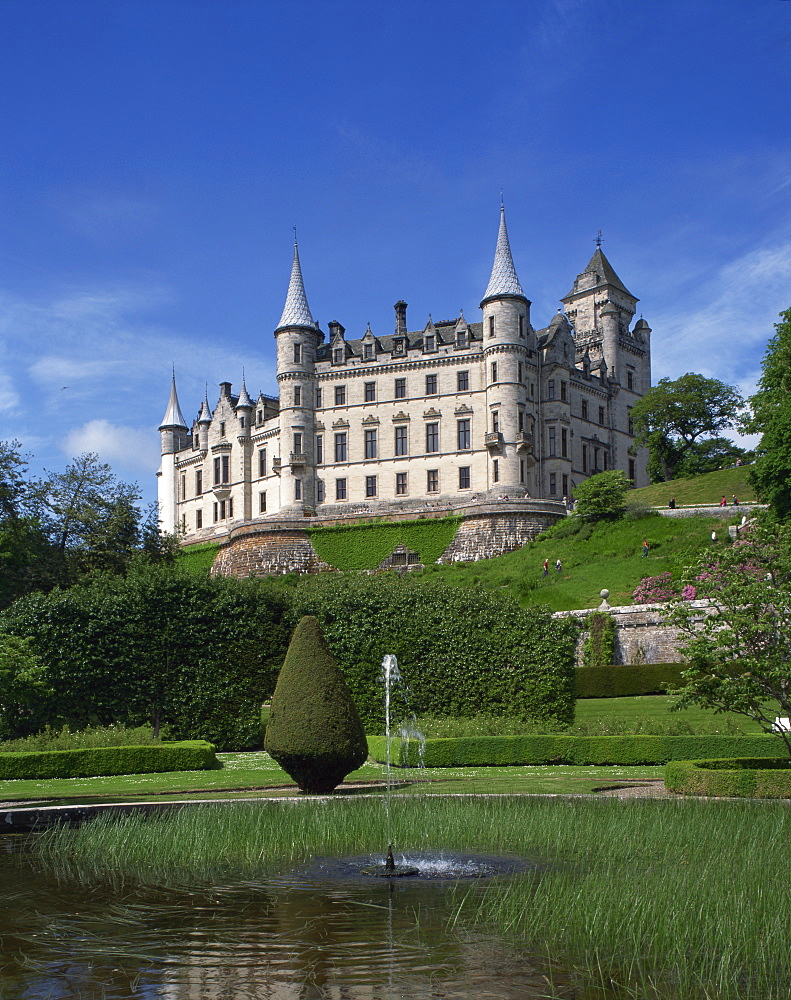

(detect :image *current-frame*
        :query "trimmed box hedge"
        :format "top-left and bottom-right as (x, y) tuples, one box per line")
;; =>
(575, 663), (686, 698)
(0, 741), (217, 781)
(664, 757), (791, 798)
(367, 734), (785, 768)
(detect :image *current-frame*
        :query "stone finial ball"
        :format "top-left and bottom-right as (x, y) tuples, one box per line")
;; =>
(600, 589), (610, 599)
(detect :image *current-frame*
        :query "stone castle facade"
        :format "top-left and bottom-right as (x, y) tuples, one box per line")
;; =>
(158, 207), (652, 548)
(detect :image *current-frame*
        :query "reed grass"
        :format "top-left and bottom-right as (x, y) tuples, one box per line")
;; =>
(34, 796), (791, 998)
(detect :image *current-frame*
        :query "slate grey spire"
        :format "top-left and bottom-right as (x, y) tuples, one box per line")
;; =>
(159, 370), (187, 429)
(481, 204), (525, 303)
(277, 235), (315, 329)
(236, 375), (253, 409)
(197, 388), (212, 424)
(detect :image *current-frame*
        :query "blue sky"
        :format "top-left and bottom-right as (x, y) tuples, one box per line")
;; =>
(1, 0), (790, 507)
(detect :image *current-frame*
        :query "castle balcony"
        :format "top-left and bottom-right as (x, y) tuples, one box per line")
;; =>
(272, 457), (282, 476)
(213, 486), (231, 500)
(289, 452), (307, 467)
(484, 431), (503, 451)
(515, 432), (533, 452)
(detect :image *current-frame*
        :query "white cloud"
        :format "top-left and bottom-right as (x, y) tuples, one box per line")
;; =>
(63, 419), (160, 481)
(0, 367), (20, 412)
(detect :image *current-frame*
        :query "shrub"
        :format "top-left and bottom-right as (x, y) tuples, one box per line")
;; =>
(291, 575), (577, 731)
(575, 663), (687, 698)
(367, 734), (784, 768)
(632, 572), (678, 603)
(665, 758), (791, 798)
(264, 616), (368, 793)
(0, 740), (216, 780)
(0, 723), (167, 753)
(582, 612), (616, 669)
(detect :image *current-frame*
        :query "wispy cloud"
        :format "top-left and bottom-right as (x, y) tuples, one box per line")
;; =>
(64, 419), (159, 481)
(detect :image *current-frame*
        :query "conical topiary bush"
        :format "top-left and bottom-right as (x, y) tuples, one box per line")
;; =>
(264, 615), (368, 793)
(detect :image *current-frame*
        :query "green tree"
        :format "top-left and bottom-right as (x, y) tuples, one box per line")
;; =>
(748, 307), (791, 520)
(630, 374), (746, 481)
(265, 615), (368, 793)
(674, 437), (753, 479)
(572, 470), (632, 522)
(664, 513), (791, 758)
(0, 633), (51, 739)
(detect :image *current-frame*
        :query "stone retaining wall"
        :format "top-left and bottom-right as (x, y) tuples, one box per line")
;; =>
(554, 600), (715, 666)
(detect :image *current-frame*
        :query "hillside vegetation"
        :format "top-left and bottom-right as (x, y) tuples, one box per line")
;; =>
(630, 464), (756, 507)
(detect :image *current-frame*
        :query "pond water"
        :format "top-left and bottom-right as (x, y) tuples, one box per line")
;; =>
(0, 836), (581, 1000)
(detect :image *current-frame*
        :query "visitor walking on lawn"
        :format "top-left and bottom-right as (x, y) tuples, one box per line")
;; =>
(542, 558), (549, 577)
(642, 539), (649, 558)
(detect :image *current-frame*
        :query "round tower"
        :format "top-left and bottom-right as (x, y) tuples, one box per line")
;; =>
(157, 372), (189, 534)
(274, 237), (321, 513)
(480, 205), (531, 497)
(600, 302), (619, 382)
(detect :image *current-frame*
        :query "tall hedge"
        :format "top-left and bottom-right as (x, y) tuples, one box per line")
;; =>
(265, 616), (368, 793)
(291, 575), (577, 732)
(0, 565), (292, 749)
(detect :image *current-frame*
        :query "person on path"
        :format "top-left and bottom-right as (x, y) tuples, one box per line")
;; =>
(668, 496), (676, 509)
(556, 558), (562, 573)
(642, 539), (649, 558)
(732, 495), (739, 505)
(542, 558), (549, 578)
(719, 495), (727, 507)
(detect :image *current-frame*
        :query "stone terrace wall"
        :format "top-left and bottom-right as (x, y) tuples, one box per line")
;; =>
(210, 500), (564, 578)
(554, 600), (716, 666)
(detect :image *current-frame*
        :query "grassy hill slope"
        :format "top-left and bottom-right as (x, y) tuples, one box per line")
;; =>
(630, 464), (757, 507)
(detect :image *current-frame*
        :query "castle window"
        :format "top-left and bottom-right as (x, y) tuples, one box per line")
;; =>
(603, 451), (608, 470)
(335, 478), (347, 500)
(563, 474), (568, 496)
(258, 448), (267, 477)
(549, 473), (556, 495)
(426, 422), (439, 454)
(219, 500), (226, 520)
(396, 472), (407, 495)
(582, 399), (588, 420)
(530, 383), (535, 398)
(335, 385), (346, 406)
(257, 409), (262, 424)
(334, 432), (347, 463)
(294, 479), (302, 501)
(459, 466), (471, 490)
(196, 509), (202, 529)
(364, 382), (376, 402)
(628, 408), (634, 435)
(549, 427), (556, 457)
(492, 411), (499, 433)
(518, 362), (523, 383)
(493, 459), (499, 483)
(220, 421), (226, 437)
(457, 370), (469, 392)
(394, 338), (405, 355)
(425, 334), (435, 352)
(582, 444), (588, 471)
(488, 316), (495, 338)
(194, 434), (199, 448)
(457, 331), (467, 348)
(228, 497), (233, 518)
(395, 425), (408, 456)
(213, 502), (218, 522)
(520, 460), (525, 483)
(594, 447), (600, 470)
(294, 386), (301, 406)
(240, 416), (245, 428)
(395, 377), (406, 399)
(629, 459), (635, 482)
(426, 373), (437, 395)
(548, 380), (555, 400)
(560, 381), (567, 402)
(294, 344), (301, 363)
(259, 491), (267, 513)
(364, 342), (374, 360)
(316, 480), (324, 503)
(214, 455), (229, 485)
(316, 435), (323, 464)
(491, 362), (497, 383)
(427, 469), (439, 492)
(627, 370), (634, 391)
(561, 428), (568, 458)
(365, 475), (377, 498)
(457, 418), (470, 450)
(293, 432), (302, 454)
(195, 470), (202, 495)
(316, 387), (322, 408)
(180, 475), (186, 501)
(365, 428), (378, 460)
(519, 314), (524, 338)
(599, 405), (605, 425)
(333, 348), (344, 365)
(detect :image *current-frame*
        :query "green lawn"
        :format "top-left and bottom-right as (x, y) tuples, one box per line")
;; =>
(630, 464), (757, 507)
(575, 694), (767, 734)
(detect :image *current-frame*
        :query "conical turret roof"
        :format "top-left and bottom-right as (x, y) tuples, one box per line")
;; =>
(159, 372), (187, 429)
(236, 377), (253, 409)
(197, 391), (212, 424)
(277, 238), (315, 329)
(564, 246), (634, 300)
(481, 205), (525, 303)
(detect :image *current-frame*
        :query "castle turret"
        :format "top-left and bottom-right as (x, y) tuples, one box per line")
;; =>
(274, 237), (321, 512)
(158, 372), (189, 534)
(480, 205), (531, 497)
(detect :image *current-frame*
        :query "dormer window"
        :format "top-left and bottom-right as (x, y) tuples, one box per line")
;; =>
(425, 335), (435, 352)
(394, 338), (405, 355)
(257, 409), (262, 424)
(363, 342), (374, 360)
(333, 348), (344, 365)
(457, 331), (467, 348)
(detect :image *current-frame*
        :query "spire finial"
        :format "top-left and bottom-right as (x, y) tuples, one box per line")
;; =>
(595, 229), (604, 248)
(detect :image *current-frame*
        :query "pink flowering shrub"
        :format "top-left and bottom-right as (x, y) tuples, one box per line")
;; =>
(632, 572), (678, 603)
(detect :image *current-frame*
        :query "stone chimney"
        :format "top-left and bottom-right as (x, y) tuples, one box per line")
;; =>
(394, 300), (408, 338)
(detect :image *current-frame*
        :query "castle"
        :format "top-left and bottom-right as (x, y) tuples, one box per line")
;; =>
(158, 207), (651, 560)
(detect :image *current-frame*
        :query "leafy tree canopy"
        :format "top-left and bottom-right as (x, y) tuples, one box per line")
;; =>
(572, 470), (632, 522)
(748, 307), (791, 520)
(664, 512), (791, 758)
(630, 373), (746, 482)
